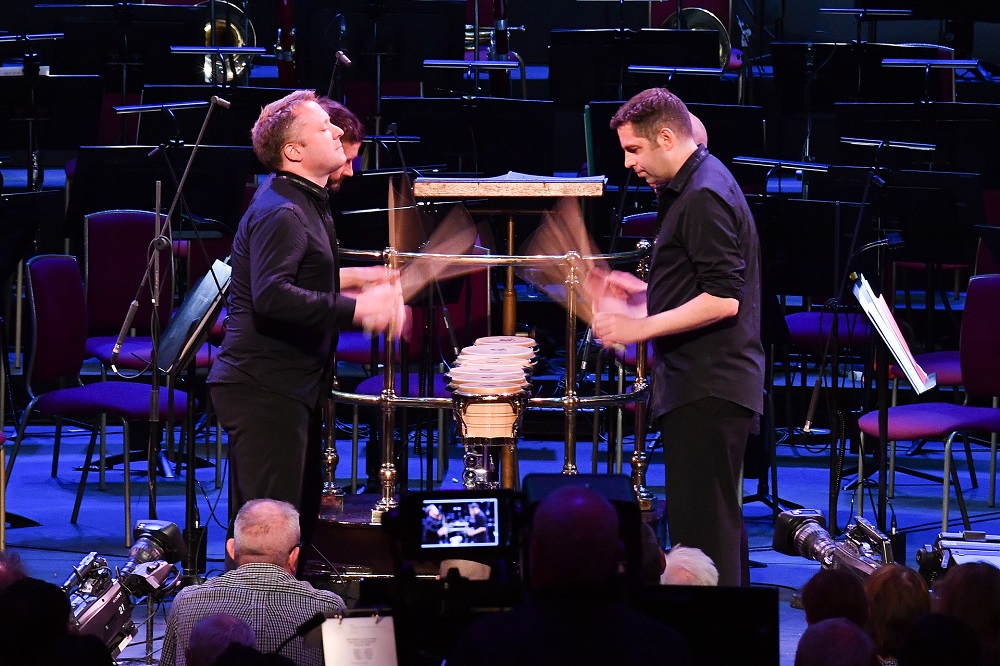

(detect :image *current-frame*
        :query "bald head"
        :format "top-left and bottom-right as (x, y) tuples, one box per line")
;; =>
(229, 499), (300, 569)
(529, 486), (621, 588)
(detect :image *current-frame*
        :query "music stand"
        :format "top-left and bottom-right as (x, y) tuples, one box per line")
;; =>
(65, 144), (259, 249)
(30, 3), (205, 91)
(155, 259), (230, 579)
(549, 29), (721, 110)
(136, 84), (297, 146)
(380, 96), (555, 177)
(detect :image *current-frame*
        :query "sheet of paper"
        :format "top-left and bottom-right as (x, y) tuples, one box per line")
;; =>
(322, 616), (398, 666)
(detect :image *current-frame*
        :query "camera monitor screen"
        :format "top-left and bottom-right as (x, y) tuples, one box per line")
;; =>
(421, 497), (500, 550)
(397, 489), (521, 561)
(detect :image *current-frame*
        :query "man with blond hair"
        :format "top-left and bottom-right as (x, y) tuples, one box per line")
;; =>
(209, 91), (405, 549)
(161, 500), (345, 666)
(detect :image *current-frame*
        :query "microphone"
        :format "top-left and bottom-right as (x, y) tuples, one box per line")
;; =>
(110, 299), (140, 367)
(210, 95), (231, 109)
(272, 612), (326, 656)
(335, 50), (352, 67)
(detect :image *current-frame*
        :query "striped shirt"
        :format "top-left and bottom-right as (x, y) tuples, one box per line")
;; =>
(159, 562), (345, 666)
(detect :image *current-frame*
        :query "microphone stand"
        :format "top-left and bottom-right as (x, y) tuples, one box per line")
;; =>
(109, 97), (228, 567)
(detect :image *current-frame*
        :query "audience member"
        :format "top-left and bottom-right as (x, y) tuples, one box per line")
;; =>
(447, 485), (692, 665)
(0, 577), (75, 665)
(160, 499), (345, 666)
(214, 644), (296, 666)
(800, 567), (869, 628)
(897, 613), (983, 666)
(795, 617), (876, 666)
(187, 613), (257, 666)
(0, 549), (27, 590)
(48, 633), (115, 666)
(639, 521), (667, 585)
(930, 562), (1000, 664)
(660, 544), (719, 586)
(863, 564), (930, 664)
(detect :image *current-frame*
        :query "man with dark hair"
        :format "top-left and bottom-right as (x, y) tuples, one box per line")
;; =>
(209, 90), (404, 547)
(589, 87), (764, 586)
(464, 502), (489, 543)
(161, 500), (345, 666)
(800, 567), (869, 628)
(795, 617), (877, 666)
(315, 97), (365, 192)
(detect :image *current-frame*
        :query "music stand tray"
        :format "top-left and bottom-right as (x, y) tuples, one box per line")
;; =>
(158, 260), (231, 377)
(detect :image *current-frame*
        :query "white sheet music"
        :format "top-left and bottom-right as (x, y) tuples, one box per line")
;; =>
(852, 273), (936, 395)
(322, 615), (398, 666)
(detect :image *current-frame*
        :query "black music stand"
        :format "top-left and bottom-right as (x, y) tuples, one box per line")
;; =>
(65, 144), (259, 249)
(30, 3), (204, 91)
(549, 28), (722, 110)
(380, 96), (555, 177)
(834, 103), (1000, 188)
(136, 85), (297, 146)
(155, 259), (231, 579)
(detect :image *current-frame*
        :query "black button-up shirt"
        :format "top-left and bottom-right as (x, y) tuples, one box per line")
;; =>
(647, 146), (765, 419)
(209, 172), (356, 408)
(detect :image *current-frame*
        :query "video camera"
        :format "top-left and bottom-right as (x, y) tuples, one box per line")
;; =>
(773, 509), (894, 582)
(916, 530), (1000, 585)
(61, 520), (187, 656)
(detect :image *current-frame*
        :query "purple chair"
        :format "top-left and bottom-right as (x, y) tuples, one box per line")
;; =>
(84, 210), (173, 368)
(4, 255), (193, 546)
(857, 274), (1000, 530)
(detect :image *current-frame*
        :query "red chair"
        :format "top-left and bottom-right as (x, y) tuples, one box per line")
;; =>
(4, 255), (193, 546)
(857, 274), (1000, 531)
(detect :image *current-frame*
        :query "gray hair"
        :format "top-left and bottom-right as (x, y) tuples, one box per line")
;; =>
(660, 545), (719, 586)
(233, 499), (300, 565)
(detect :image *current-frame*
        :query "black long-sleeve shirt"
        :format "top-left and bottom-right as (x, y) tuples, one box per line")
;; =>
(647, 146), (765, 419)
(208, 172), (356, 408)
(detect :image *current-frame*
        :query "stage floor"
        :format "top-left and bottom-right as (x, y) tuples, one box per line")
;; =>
(3, 415), (999, 664)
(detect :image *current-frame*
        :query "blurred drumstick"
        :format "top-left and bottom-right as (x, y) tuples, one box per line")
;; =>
(517, 197), (609, 324)
(398, 204), (478, 302)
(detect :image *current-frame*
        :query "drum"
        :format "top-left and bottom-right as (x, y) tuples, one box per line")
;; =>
(475, 335), (537, 348)
(451, 384), (528, 489)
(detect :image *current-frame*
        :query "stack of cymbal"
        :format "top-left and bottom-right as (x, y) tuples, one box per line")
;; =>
(447, 336), (536, 439)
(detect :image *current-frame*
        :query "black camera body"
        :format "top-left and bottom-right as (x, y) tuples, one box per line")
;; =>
(774, 509), (893, 582)
(916, 530), (1000, 584)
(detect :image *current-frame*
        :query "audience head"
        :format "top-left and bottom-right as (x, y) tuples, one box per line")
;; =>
(0, 549), (28, 590)
(226, 499), (301, 573)
(863, 564), (930, 659)
(638, 521), (666, 585)
(801, 567), (869, 628)
(660, 545), (719, 587)
(186, 613), (257, 666)
(528, 485), (621, 589)
(47, 633), (115, 666)
(795, 617), (876, 666)
(931, 562), (1000, 663)
(897, 612), (983, 666)
(0, 577), (72, 664)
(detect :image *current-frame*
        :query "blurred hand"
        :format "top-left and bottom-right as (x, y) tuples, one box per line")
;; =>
(592, 311), (645, 348)
(341, 265), (398, 291)
(353, 281), (405, 337)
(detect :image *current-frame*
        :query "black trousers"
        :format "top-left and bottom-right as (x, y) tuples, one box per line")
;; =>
(211, 383), (323, 551)
(659, 397), (753, 587)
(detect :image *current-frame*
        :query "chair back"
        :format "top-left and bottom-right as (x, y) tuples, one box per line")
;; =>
(25, 255), (88, 395)
(959, 274), (1000, 397)
(84, 209), (173, 337)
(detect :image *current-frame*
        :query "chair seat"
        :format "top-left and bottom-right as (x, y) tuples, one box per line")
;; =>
(858, 402), (1000, 441)
(785, 311), (872, 353)
(337, 331), (385, 365)
(889, 350), (961, 386)
(87, 336), (216, 371)
(355, 372), (451, 399)
(34, 382), (193, 421)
